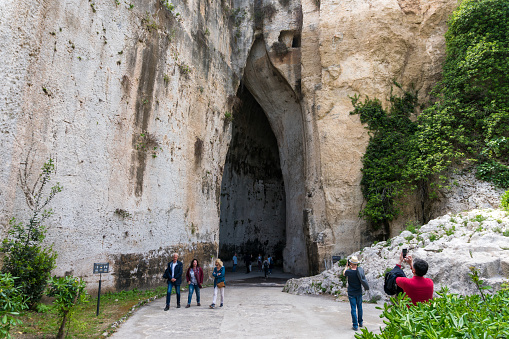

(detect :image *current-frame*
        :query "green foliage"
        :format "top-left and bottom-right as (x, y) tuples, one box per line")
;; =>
(356, 286), (509, 339)
(349, 84), (419, 228)
(1, 158), (61, 307)
(501, 190), (509, 211)
(405, 221), (421, 234)
(351, 0), (509, 228)
(0, 273), (27, 339)
(472, 214), (487, 223)
(46, 276), (88, 339)
(416, 0), (509, 184)
(224, 111), (233, 122)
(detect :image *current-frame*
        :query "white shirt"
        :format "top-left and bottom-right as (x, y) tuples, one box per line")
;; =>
(171, 261), (177, 278)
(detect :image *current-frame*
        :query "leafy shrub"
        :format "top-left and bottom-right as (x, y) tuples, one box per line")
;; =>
(1, 158), (61, 307)
(0, 273), (27, 338)
(501, 190), (509, 211)
(349, 85), (419, 228)
(416, 0), (509, 184)
(46, 276), (88, 339)
(356, 287), (509, 339)
(350, 0), (509, 229)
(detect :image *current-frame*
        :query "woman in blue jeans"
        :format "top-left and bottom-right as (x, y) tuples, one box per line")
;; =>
(185, 259), (204, 307)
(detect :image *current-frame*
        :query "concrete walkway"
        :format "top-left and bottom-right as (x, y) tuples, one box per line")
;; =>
(111, 269), (384, 339)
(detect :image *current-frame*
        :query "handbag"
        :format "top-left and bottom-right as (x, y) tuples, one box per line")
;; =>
(217, 281), (225, 288)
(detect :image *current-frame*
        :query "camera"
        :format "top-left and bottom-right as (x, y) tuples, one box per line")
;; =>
(402, 248), (408, 258)
(347, 259), (351, 266)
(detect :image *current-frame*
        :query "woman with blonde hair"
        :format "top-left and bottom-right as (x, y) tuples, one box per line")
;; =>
(209, 258), (225, 309)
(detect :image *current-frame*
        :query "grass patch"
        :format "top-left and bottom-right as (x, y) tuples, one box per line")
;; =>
(11, 286), (168, 338)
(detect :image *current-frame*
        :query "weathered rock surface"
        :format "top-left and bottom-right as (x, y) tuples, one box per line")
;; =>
(0, 0), (463, 291)
(284, 208), (509, 301)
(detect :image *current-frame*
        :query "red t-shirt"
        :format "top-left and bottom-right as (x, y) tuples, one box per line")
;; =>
(396, 275), (434, 305)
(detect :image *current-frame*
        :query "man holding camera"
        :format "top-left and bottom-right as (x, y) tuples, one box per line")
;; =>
(396, 251), (434, 305)
(342, 256), (364, 331)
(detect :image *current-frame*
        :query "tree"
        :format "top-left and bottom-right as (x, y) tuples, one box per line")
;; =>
(1, 156), (62, 307)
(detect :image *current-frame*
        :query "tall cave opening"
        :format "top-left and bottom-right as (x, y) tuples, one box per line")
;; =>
(218, 86), (286, 266)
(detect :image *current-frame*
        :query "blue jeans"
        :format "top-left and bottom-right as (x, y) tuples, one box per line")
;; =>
(166, 282), (180, 306)
(232, 264), (237, 272)
(187, 284), (200, 304)
(348, 294), (363, 328)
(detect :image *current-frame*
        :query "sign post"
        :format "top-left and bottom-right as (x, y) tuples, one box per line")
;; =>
(93, 263), (109, 316)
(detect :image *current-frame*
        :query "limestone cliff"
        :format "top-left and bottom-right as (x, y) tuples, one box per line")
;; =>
(0, 0), (460, 291)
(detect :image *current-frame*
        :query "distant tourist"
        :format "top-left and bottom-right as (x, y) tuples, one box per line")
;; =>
(395, 253), (434, 305)
(342, 256), (369, 331)
(232, 253), (238, 272)
(263, 257), (269, 278)
(163, 253), (183, 310)
(257, 254), (263, 272)
(268, 254), (273, 274)
(185, 259), (204, 308)
(244, 253), (251, 274)
(210, 259), (226, 309)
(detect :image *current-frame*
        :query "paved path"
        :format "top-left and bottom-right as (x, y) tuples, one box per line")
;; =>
(111, 270), (384, 339)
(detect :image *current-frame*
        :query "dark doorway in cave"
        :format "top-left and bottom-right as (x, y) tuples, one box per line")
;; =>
(218, 86), (286, 266)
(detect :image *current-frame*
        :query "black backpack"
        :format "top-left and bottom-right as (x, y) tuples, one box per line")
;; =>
(384, 266), (406, 295)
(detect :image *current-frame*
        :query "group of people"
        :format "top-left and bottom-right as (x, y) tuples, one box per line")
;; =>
(163, 250), (433, 332)
(343, 251), (433, 331)
(234, 252), (273, 275)
(163, 253), (225, 310)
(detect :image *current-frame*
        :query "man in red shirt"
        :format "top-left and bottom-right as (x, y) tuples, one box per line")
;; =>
(395, 253), (433, 305)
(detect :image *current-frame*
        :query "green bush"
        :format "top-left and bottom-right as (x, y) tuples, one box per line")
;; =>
(1, 233), (56, 309)
(1, 158), (61, 307)
(349, 84), (419, 228)
(350, 0), (509, 228)
(356, 287), (509, 339)
(46, 276), (88, 339)
(0, 273), (27, 339)
(415, 0), (509, 183)
(501, 190), (509, 211)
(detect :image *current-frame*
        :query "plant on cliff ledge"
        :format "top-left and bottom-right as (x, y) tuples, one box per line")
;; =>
(414, 0), (509, 184)
(1, 156), (61, 308)
(350, 84), (419, 229)
(351, 0), (509, 228)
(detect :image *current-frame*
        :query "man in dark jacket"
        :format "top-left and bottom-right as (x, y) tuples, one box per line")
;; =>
(163, 253), (183, 310)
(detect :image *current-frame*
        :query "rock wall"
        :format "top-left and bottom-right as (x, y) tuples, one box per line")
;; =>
(0, 0), (242, 292)
(219, 87), (286, 261)
(0, 0), (461, 290)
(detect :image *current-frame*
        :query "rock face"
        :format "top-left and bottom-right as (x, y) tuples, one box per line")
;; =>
(0, 0), (463, 291)
(284, 208), (509, 300)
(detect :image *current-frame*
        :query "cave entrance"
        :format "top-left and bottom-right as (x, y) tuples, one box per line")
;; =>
(219, 38), (313, 275)
(218, 87), (286, 267)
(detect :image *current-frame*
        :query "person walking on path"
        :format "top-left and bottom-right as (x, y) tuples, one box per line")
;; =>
(268, 254), (273, 274)
(185, 259), (204, 308)
(163, 253), (183, 311)
(210, 259), (225, 309)
(343, 256), (364, 331)
(232, 253), (238, 272)
(263, 257), (269, 279)
(395, 253), (434, 305)
(257, 254), (263, 272)
(244, 253), (251, 274)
